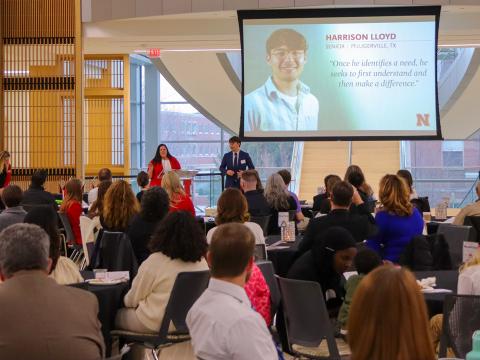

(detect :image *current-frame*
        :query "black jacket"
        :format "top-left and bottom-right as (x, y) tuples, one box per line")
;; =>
(298, 207), (377, 254)
(21, 185), (58, 211)
(312, 193), (331, 214)
(127, 214), (160, 265)
(244, 190), (270, 217)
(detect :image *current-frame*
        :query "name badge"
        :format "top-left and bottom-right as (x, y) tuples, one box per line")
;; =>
(240, 159), (246, 164)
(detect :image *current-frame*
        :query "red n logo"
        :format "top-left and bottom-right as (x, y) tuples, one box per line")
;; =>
(416, 114), (430, 126)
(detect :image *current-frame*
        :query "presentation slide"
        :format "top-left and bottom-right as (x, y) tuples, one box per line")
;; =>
(239, 7), (441, 141)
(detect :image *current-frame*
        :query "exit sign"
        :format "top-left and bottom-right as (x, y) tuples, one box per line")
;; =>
(148, 49), (161, 58)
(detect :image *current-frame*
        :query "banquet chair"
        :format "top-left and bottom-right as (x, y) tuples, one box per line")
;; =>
(254, 243), (267, 260)
(439, 294), (480, 359)
(111, 270), (210, 360)
(250, 215), (271, 236)
(276, 276), (350, 359)
(79, 216), (100, 269)
(437, 223), (476, 269)
(95, 231), (138, 280)
(58, 212), (84, 265)
(464, 216), (480, 243)
(256, 260), (281, 320)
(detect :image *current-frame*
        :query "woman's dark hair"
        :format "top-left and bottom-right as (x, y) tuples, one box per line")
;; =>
(151, 143), (172, 163)
(23, 206), (61, 272)
(141, 187), (170, 222)
(88, 180), (112, 218)
(397, 169), (414, 192)
(347, 171), (365, 188)
(149, 211), (207, 262)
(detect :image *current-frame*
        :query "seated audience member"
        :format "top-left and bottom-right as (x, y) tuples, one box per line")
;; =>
(240, 169), (270, 217)
(187, 223), (278, 360)
(253, 170), (264, 191)
(453, 181), (480, 225)
(367, 174), (423, 263)
(298, 181), (377, 254)
(277, 169), (304, 222)
(207, 188), (264, 245)
(101, 180), (139, 232)
(21, 169), (58, 210)
(337, 248), (382, 332)
(345, 165), (375, 211)
(348, 266), (435, 360)
(88, 167), (112, 205)
(430, 248), (480, 352)
(59, 179), (83, 246)
(397, 169), (418, 200)
(312, 174), (341, 214)
(87, 180), (112, 219)
(0, 224), (104, 359)
(0, 185), (27, 231)
(116, 211), (208, 334)
(162, 171), (195, 217)
(135, 171), (149, 203)
(24, 207), (83, 285)
(264, 173), (297, 235)
(288, 227), (357, 312)
(127, 187), (170, 265)
(206, 188), (271, 324)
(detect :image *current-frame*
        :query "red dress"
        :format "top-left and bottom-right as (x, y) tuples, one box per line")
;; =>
(65, 201), (83, 246)
(169, 194), (195, 217)
(149, 156), (181, 187)
(244, 263), (272, 326)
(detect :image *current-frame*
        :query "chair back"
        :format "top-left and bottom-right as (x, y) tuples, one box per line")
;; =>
(254, 244), (267, 261)
(439, 294), (480, 358)
(276, 276), (340, 358)
(158, 270), (210, 338)
(437, 223), (476, 269)
(256, 261), (281, 319)
(250, 215), (271, 237)
(464, 216), (480, 243)
(96, 231), (138, 279)
(58, 212), (75, 245)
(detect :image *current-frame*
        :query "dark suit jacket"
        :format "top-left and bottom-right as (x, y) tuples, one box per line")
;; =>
(298, 207), (378, 254)
(0, 271), (105, 360)
(219, 150), (254, 188)
(127, 214), (160, 265)
(244, 189), (270, 217)
(21, 185), (58, 211)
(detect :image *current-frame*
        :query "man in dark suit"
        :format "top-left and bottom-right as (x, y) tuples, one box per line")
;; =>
(240, 170), (270, 216)
(0, 223), (105, 360)
(219, 136), (254, 189)
(298, 181), (377, 255)
(21, 169), (58, 211)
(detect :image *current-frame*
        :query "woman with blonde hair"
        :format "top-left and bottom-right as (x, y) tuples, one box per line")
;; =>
(264, 173), (296, 235)
(59, 179), (83, 246)
(161, 171), (195, 217)
(430, 248), (480, 352)
(0, 151), (12, 207)
(348, 265), (435, 360)
(366, 174), (423, 263)
(102, 180), (139, 232)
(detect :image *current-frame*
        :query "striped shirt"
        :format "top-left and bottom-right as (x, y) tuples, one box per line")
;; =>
(244, 77), (319, 133)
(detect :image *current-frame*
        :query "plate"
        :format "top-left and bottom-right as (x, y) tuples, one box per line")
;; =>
(86, 279), (125, 285)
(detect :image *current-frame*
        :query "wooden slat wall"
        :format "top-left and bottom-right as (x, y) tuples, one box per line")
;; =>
(299, 141), (400, 201)
(1, 0), (82, 190)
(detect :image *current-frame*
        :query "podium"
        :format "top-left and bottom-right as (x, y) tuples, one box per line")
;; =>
(171, 169), (198, 197)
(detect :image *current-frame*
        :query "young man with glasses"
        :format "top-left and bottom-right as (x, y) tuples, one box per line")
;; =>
(244, 28), (319, 133)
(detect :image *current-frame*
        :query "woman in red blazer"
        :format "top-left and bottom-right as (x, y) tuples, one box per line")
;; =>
(0, 151), (12, 190)
(162, 171), (195, 217)
(147, 144), (181, 187)
(59, 179), (83, 246)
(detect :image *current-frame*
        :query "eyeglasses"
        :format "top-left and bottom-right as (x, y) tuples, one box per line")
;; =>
(270, 49), (305, 59)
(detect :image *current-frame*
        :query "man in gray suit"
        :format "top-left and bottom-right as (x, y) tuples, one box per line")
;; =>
(0, 223), (105, 360)
(0, 185), (27, 231)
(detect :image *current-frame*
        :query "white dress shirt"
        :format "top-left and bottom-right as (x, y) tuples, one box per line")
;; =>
(206, 222), (265, 245)
(244, 76), (319, 133)
(186, 278), (278, 360)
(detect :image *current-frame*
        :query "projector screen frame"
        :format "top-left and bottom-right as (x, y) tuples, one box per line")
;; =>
(238, 6), (442, 142)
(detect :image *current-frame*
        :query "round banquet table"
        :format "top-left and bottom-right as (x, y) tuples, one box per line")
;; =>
(415, 270), (458, 317)
(265, 235), (301, 277)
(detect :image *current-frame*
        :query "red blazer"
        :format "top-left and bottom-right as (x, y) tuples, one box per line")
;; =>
(169, 194), (195, 217)
(149, 156), (181, 187)
(0, 164), (12, 188)
(65, 201), (83, 246)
